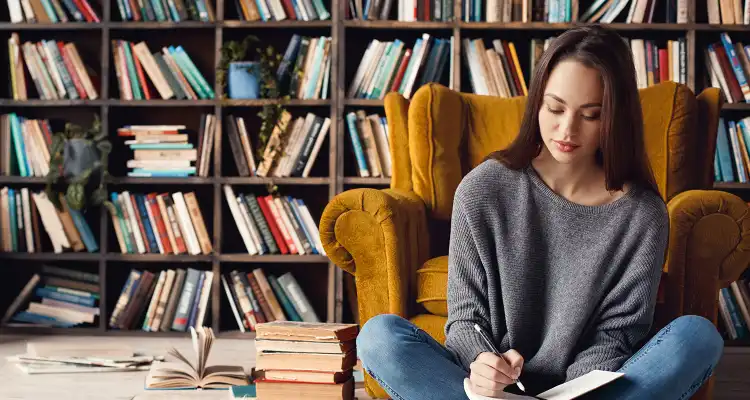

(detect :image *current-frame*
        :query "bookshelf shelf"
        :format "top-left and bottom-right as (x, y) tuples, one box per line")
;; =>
(218, 254), (329, 263)
(104, 329), (194, 337)
(0, 326), (101, 335)
(108, 22), (217, 29)
(218, 177), (330, 185)
(344, 20), (453, 29)
(0, 177), (46, 184)
(0, 99), (106, 106)
(105, 254), (213, 262)
(221, 99), (331, 107)
(108, 100), (216, 107)
(0, 23), (103, 31)
(343, 177), (390, 185)
(0, 252), (100, 261)
(345, 99), (384, 106)
(221, 20), (333, 28)
(722, 103), (750, 111)
(107, 177), (215, 185)
(713, 182), (750, 190)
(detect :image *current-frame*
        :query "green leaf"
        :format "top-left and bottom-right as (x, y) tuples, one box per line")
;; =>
(91, 186), (107, 206)
(96, 140), (112, 154)
(66, 184), (85, 210)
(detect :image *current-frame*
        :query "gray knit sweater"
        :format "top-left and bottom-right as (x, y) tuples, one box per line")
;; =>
(445, 159), (669, 395)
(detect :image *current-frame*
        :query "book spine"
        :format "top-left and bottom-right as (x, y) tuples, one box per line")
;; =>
(171, 267), (201, 331)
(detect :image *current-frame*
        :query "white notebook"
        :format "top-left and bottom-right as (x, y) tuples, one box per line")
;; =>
(464, 370), (624, 400)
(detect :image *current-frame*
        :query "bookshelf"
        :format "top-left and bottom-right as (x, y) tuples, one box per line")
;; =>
(1, 0), (750, 339)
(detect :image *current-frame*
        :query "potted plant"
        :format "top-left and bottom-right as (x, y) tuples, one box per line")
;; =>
(218, 36), (295, 176)
(45, 115), (112, 211)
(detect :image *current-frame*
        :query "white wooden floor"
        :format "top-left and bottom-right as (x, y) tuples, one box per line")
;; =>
(0, 334), (372, 400)
(0, 334), (745, 399)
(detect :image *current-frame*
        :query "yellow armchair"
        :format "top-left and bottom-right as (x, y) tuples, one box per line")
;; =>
(319, 83), (750, 399)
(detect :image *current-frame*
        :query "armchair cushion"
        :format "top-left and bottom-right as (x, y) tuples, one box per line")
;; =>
(416, 256), (449, 316)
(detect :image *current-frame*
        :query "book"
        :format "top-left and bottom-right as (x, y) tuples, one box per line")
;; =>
(463, 370), (625, 400)
(255, 321), (358, 343)
(145, 326), (249, 390)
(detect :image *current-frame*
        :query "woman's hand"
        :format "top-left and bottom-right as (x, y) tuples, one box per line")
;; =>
(469, 350), (524, 398)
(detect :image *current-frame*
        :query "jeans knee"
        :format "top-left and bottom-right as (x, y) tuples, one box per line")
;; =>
(670, 315), (724, 366)
(357, 314), (410, 365)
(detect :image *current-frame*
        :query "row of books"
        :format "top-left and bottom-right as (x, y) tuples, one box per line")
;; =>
(346, 110), (392, 178)
(6, 0), (100, 23)
(254, 322), (357, 399)
(348, 34), (453, 100)
(706, 33), (750, 104)
(630, 38), (687, 89)
(233, 112), (331, 178)
(8, 33), (99, 101)
(224, 269), (319, 332)
(346, 0), (454, 21)
(117, 117), (215, 178)
(233, 0), (330, 21)
(110, 267), (212, 331)
(708, 0), (750, 25)
(113, 40), (213, 100)
(714, 117), (750, 183)
(463, 38), (528, 97)
(2, 265), (100, 328)
(109, 191), (212, 255)
(276, 35), (332, 100)
(718, 278), (750, 339)
(223, 185), (324, 255)
(0, 113), (52, 178)
(579, 0), (687, 24)
(0, 188), (98, 254)
(116, 0), (215, 22)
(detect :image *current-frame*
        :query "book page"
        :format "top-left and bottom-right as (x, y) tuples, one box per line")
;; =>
(537, 370), (624, 400)
(199, 365), (249, 388)
(463, 370), (624, 400)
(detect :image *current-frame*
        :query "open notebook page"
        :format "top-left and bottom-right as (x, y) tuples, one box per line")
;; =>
(464, 370), (625, 400)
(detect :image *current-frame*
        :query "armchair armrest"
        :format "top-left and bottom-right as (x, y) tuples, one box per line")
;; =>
(319, 188), (430, 323)
(662, 190), (750, 328)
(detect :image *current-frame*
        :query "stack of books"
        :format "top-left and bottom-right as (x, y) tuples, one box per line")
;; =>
(115, 0), (216, 22)
(255, 321), (358, 400)
(345, 110), (391, 178)
(349, 34), (452, 100)
(227, 112), (330, 178)
(117, 118), (215, 178)
(108, 191), (212, 255)
(706, 33), (750, 105)
(222, 269), (319, 332)
(232, 0), (330, 21)
(0, 189), (98, 254)
(277, 35), (332, 100)
(7, 33), (99, 101)
(707, 1), (750, 24)
(223, 186), (324, 256)
(110, 267), (212, 332)
(2, 265), (100, 328)
(0, 113), (52, 177)
(6, 0), (100, 23)
(718, 277), (750, 339)
(112, 40), (214, 100)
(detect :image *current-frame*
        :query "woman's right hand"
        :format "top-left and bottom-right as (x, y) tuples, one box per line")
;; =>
(469, 350), (524, 397)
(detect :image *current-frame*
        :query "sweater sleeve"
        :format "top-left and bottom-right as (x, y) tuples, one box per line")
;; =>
(565, 212), (669, 380)
(444, 194), (499, 372)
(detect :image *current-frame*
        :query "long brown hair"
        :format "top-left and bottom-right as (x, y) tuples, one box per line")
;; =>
(488, 25), (659, 195)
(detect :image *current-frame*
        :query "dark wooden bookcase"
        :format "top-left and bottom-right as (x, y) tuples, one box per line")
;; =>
(0, 0), (749, 341)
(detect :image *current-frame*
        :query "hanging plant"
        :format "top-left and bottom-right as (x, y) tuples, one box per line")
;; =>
(45, 115), (112, 212)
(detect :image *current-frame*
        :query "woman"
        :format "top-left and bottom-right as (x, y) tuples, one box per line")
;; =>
(356, 25), (724, 400)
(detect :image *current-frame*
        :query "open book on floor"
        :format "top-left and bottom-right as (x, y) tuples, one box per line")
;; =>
(145, 326), (249, 390)
(464, 370), (624, 400)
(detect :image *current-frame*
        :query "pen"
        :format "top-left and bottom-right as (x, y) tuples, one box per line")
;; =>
(473, 323), (526, 393)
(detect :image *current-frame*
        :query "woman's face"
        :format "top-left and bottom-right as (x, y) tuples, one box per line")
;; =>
(537, 59), (604, 166)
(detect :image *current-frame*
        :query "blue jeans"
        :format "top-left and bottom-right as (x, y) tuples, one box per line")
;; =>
(357, 314), (724, 400)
